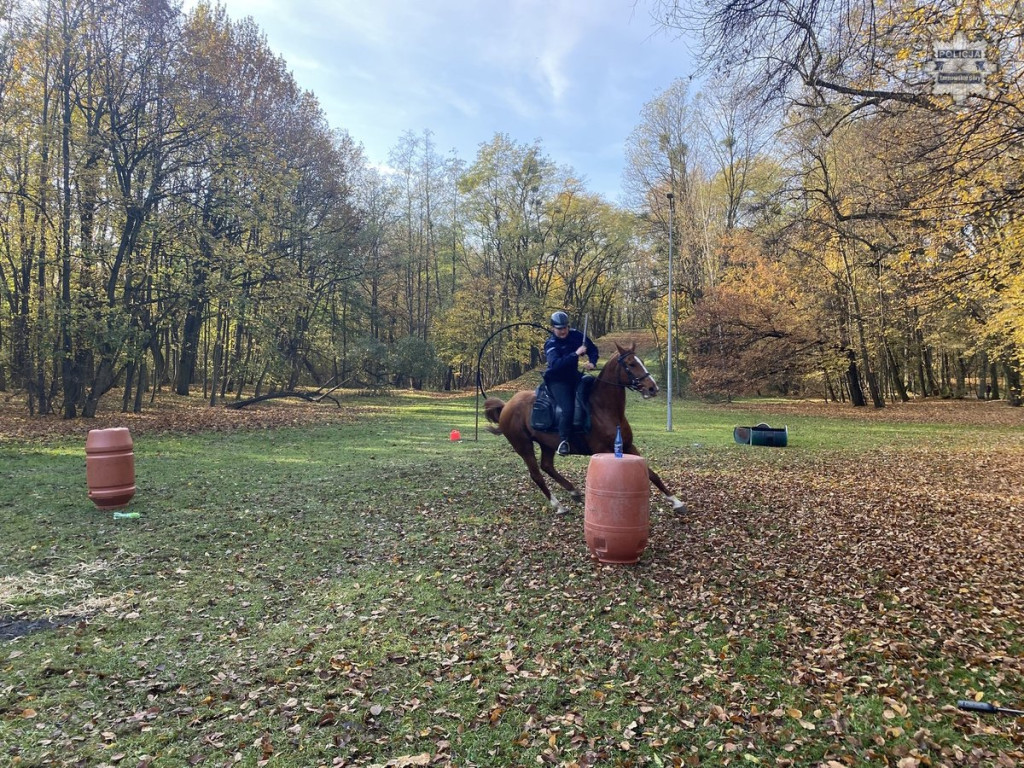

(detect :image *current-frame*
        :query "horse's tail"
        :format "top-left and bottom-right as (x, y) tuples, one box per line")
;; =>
(483, 397), (505, 434)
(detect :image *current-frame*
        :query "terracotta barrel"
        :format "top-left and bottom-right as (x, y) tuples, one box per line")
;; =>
(584, 453), (649, 564)
(86, 427), (136, 510)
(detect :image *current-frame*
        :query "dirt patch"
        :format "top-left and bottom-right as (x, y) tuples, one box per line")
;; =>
(0, 614), (81, 641)
(597, 329), (658, 356)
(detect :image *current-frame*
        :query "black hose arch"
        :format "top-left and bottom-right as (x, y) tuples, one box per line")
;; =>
(474, 322), (551, 440)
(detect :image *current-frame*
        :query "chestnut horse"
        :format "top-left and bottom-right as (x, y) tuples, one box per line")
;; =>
(484, 342), (686, 516)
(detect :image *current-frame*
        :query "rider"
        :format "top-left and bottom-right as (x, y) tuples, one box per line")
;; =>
(543, 310), (599, 456)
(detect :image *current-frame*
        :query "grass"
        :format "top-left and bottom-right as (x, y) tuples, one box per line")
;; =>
(2, 391), (1023, 767)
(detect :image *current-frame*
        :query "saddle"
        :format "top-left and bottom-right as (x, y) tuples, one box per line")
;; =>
(530, 377), (596, 434)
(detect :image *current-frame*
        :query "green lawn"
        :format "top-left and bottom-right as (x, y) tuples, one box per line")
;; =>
(2, 393), (1023, 767)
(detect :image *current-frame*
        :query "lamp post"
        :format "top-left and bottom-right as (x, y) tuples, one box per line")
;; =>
(666, 191), (674, 431)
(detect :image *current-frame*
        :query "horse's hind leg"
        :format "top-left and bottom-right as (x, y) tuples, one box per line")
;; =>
(539, 446), (582, 505)
(647, 466), (686, 513)
(623, 447), (685, 513)
(520, 447), (570, 516)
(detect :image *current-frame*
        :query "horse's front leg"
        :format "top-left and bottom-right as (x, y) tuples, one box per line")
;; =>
(539, 446), (583, 506)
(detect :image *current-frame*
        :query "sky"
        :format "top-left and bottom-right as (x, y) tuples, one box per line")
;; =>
(182, 0), (698, 203)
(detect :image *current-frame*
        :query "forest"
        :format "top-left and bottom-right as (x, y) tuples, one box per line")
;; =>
(0, 0), (1022, 418)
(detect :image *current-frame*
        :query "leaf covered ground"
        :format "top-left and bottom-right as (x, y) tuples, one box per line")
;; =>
(1, 392), (1023, 767)
(0, 390), (366, 442)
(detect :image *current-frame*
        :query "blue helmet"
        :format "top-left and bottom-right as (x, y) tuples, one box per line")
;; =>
(550, 311), (569, 328)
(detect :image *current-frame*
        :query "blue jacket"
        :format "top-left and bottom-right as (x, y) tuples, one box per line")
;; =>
(543, 329), (599, 383)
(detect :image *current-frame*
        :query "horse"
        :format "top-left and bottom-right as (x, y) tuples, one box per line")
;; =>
(484, 342), (686, 516)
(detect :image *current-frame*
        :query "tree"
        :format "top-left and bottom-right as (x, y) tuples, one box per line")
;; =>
(683, 230), (826, 399)
(455, 134), (554, 380)
(624, 76), (784, 395)
(693, 73), (779, 233)
(649, 0), (1024, 405)
(0, 0), (61, 414)
(90, 0), (177, 415)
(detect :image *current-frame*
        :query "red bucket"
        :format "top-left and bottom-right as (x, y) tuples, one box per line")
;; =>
(584, 453), (649, 564)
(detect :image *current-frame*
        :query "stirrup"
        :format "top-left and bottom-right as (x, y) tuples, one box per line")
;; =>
(557, 440), (570, 456)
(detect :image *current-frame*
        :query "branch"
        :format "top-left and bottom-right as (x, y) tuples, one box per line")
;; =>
(225, 390), (340, 410)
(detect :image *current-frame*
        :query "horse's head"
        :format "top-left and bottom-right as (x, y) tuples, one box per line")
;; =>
(612, 342), (659, 399)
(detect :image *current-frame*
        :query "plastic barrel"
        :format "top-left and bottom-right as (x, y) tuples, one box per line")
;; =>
(734, 424), (788, 447)
(85, 428), (136, 510)
(584, 453), (650, 564)
(750, 425), (788, 447)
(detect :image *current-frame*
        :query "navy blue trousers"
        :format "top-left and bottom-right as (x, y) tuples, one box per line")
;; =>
(547, 378), (576, 443)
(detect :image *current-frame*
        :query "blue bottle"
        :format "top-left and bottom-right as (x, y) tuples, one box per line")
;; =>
(614, 425), (623, 458)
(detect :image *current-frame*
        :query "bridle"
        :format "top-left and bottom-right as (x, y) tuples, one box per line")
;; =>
(596, 351), (655, 393)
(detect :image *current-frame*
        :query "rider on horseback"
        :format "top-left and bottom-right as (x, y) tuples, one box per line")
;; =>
(543, 311), (599, 456)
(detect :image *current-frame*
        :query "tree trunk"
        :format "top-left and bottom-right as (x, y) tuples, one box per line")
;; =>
(922, 340), (938, 396)
(845, 349), (867, 407)
(122, 360), (136, 412)
(915, 337), (927, 398)
(954, 355), (968, 399)
(209, 308), (225, 406)
(853, 319), (883, 408)
(177, 292), (204, 395)
(885, 343), (909, 402)
(81, 358), (116, 418)
(1006, 362), (1022, 407)
(133, 361), (146, 413)
(59, 8), (77, 418)
(148, 335), (167, 392)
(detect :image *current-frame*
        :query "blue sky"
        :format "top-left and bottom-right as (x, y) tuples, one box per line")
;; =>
(184, 1), (697, 202)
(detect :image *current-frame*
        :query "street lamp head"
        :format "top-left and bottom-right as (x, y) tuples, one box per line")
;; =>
(666, 192), (674, 200)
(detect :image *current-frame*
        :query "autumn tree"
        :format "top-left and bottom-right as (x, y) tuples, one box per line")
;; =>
(649, 0), (1024, 404)
(451, 134), (556, 383)
(683, 230), (827, 399)
(433, 133), (640, 388)
(0, 0), (60, 414)
(624, 75), (784, 396)
(544, 185), (635, 337)
(0, 0), (373, 413)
